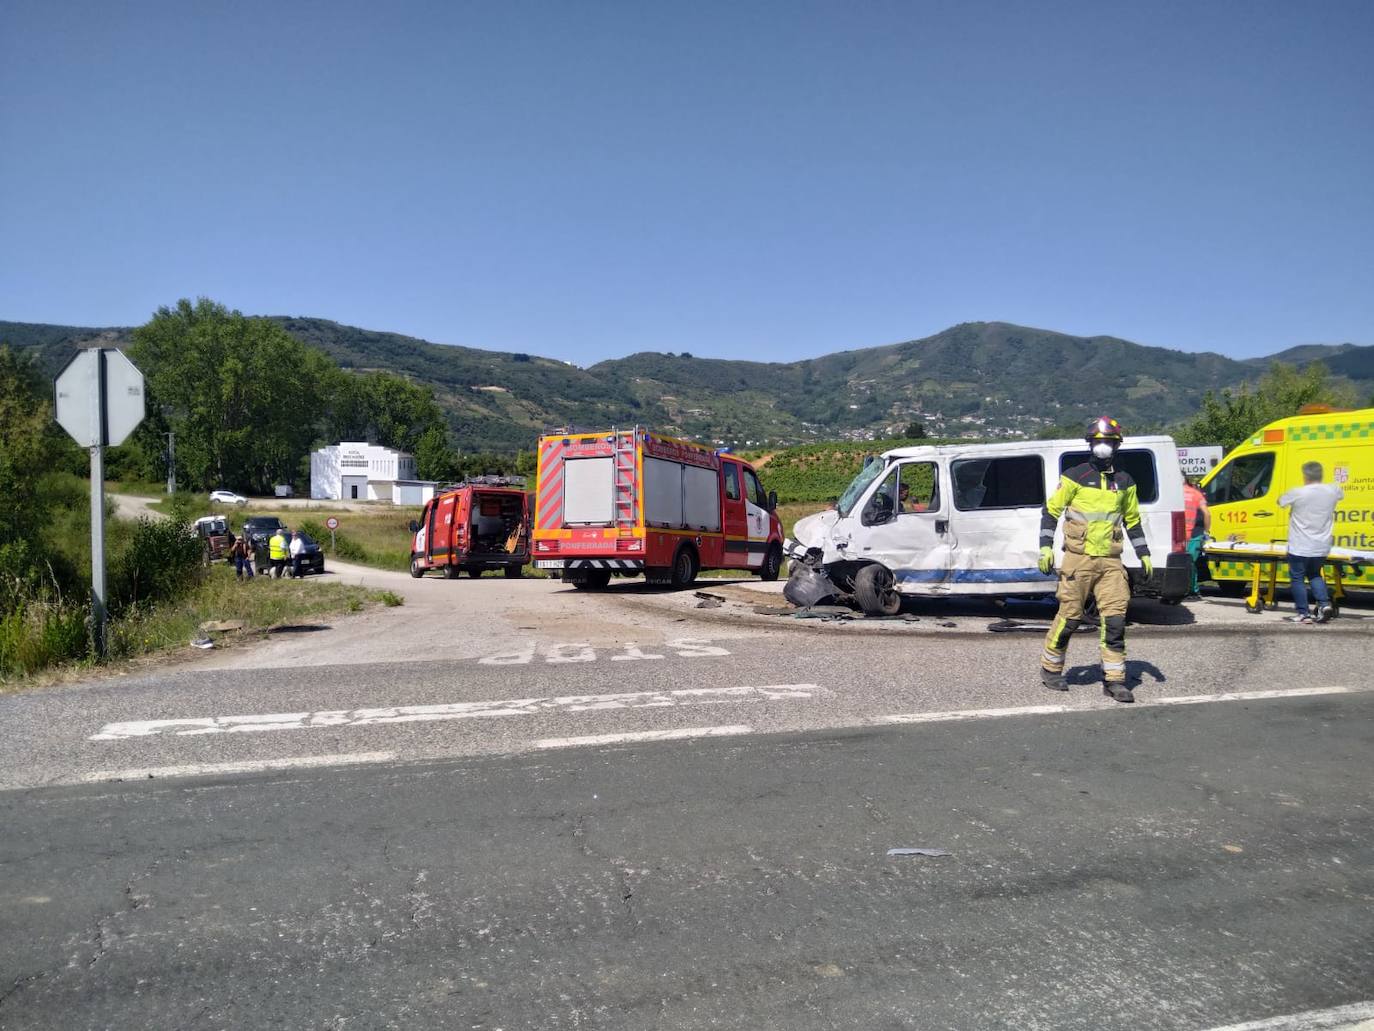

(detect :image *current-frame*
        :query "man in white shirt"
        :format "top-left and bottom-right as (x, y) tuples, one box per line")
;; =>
(289, 530), (308, 579)
(1278, 461), (1344, 624)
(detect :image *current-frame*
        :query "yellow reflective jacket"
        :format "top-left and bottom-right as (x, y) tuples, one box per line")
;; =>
(268, 532), (290, 560)
(1040, 462), (1149, 559)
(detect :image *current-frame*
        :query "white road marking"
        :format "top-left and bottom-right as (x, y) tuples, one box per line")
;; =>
(879, 686), (1357, 726)
(881, 704), (1075, 725)
(1150, 686), (1352, 706)
(82, 751), (398, 783)
(535, 725), (752, 749)
(88, 684), (824, 741)
(1198, 999), (1374, 1031)
(610, 643), (664, 661)
(479, 638), (731, 665)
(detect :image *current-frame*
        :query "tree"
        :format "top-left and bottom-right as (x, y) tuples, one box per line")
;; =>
(0, 347), (76, 605)
(413, 425), (460, 481)
(364, 373), (446, 454)
(902, 421), (928, 439)
(130, 299), (337, 492)
(1180, 362), (1360, 452)
(321, 370), (447, 456)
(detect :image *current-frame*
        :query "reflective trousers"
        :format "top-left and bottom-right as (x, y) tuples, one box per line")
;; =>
(1041, 552), (1131, 684)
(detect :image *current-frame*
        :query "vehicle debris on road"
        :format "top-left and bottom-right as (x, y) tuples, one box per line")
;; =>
(887, 848), (952, 858)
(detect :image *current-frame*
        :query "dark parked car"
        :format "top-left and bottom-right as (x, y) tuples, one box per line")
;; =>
(242, 516), (286, 574)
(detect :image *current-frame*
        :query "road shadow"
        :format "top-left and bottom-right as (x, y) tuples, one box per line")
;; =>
(1065, 661), (1167, 688)
(1196, 584), (1374, 621)
(267, 624), (332, 635)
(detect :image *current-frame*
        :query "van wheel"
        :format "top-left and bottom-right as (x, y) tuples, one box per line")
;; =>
(409, 556), (424, 579)
(504, 565), (524, 579)
(853, 563), (901, 616)
(759, 544), (783, 582)
(441, 564), (459, 579)
(670, 546), (699, 589)
(468, 569), (483, 578)
(572, 570), (612, 591)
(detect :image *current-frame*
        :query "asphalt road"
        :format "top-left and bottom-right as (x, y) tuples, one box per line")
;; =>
(3, 693), (1372, 1030)
(2, 569), (1372, 1029)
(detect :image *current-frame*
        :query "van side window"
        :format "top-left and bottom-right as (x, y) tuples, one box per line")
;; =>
(744, 469), (767, 507)
(952, 456), (1044, 511)
(897, 462), (940, 513)
(864, 470), (900, 525)
(1060, 449), (1159, 503)
(1204, 453), (1275, 505)
(724, 463), (741, 501)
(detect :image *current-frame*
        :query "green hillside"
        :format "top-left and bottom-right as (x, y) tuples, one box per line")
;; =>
(4, 316), (1370, 453)
(747, 439), (933, 504)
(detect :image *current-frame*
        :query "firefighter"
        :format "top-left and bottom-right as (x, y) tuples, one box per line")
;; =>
(1037, 416), (1153, 703)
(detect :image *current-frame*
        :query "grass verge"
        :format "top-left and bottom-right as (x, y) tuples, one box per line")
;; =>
(1, 565), (390, 690)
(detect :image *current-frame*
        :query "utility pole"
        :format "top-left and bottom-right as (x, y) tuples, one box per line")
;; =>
(166, 430), (176, 494)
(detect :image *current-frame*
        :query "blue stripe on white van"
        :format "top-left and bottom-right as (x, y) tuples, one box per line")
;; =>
(894, 568), (1054, 584)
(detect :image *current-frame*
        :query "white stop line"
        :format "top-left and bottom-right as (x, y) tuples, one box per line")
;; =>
(88, 684), (824, 741)
(1199, 1000), (1374, 1031)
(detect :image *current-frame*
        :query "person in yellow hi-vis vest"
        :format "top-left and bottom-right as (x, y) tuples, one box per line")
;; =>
(1038, 417), (1153, 703)
(268, 527), (291, 579)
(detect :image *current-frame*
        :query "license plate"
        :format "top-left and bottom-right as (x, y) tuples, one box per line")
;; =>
(535, 560), (564, 569)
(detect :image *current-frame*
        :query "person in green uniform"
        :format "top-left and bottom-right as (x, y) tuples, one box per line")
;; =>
(1037, 417), (1153, 703)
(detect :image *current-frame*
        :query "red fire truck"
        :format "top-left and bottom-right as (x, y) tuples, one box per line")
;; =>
(408, 477), (531, 579)
(533, 428), (785, 589)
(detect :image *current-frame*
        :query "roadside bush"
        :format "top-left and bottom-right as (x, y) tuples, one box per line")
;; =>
(109, 518), (205, 614)
(164, 490), (202, 527)
(298, 518), (370, 563)
(0, 599), (90, 679)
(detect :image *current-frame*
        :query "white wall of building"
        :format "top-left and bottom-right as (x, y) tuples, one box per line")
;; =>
(310, 442), (429, 503)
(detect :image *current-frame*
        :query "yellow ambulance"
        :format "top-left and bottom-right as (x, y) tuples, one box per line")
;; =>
(1201, 406), (1374, 591)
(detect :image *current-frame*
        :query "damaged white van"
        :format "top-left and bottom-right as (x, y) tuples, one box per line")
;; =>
(785, 437), (1193, 614)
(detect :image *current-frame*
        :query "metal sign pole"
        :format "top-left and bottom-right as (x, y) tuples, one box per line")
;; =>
(90, 444), (107, 656)
(90, 351), (109, 657)
(54, 347), (145, 661)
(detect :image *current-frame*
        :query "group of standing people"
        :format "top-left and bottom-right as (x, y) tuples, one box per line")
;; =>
(227, 527), (310, 580)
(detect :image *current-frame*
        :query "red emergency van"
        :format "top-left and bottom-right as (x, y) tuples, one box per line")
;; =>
(408, 478), (531, 579)
(533, 428), (785, 589)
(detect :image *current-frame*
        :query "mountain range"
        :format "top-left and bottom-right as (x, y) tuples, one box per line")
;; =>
(3, 317), (1370, 452)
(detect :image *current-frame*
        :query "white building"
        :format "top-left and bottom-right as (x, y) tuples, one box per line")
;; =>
(310, 442), (436, 504)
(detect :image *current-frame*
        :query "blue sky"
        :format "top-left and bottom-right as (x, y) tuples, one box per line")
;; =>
(2, 0), (1370, 363)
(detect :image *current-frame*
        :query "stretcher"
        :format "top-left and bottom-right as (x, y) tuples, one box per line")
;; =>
(1203, 539), (1374, 614)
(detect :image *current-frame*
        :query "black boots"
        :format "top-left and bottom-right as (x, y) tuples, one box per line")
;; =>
(1040, 668), (1068, 692)
(1103, 682), (1135, 703)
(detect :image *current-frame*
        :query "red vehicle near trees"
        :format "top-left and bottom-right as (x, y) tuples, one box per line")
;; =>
(533, 427), (784, 590)
(408, 477), (531, 579)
